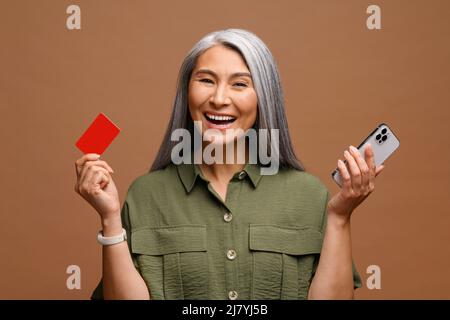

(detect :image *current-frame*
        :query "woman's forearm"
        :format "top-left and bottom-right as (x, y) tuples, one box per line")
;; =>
(307, 212), (354, 299)
(101, 216), (150, 300)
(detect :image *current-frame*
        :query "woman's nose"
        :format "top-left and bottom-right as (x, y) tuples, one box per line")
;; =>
(209, 85), (231, 107)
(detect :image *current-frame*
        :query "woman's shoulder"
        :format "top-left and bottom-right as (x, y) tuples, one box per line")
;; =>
(126, 164), (178, 195)
(264, 168), (330, 211)
(260, 168), (330, 229)
(275, 168), (328, 194)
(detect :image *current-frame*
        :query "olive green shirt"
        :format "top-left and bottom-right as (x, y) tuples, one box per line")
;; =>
(92, 163), (361, 300)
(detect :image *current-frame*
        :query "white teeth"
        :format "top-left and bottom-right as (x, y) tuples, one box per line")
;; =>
(206, 113), (235, 121)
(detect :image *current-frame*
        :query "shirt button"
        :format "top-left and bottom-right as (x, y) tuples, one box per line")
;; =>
(228, 290), (238, 300)
(224, 212), (233, 222)
(227, 249), (237, 260)
(238, 171), (247, 180)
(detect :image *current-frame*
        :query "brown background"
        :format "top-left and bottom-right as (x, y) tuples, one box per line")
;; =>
(1, 0), (449, 299)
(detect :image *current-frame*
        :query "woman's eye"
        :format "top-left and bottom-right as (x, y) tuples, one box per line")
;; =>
(233, 82), (248, 88)
(199, 79), (214, 84)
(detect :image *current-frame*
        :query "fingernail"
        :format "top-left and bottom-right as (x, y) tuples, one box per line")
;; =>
(350, 145), (358, 153)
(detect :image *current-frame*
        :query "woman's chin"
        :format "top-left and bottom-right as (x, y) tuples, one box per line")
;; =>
(203, 131), (234, 145)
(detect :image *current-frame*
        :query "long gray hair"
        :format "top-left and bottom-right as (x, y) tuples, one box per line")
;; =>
(150, 28), (304, 172)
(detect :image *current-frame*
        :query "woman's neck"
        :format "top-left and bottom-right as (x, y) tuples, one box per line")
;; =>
(199, 162), (245, 185)
(197, 140), (249, 201)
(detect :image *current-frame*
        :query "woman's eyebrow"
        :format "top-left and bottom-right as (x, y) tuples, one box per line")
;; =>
(231, 72), (252, 79)
(194, 69), (252, 79)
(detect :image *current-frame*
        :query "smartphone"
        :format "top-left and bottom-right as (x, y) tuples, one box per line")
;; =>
(331, 123), (400, 187)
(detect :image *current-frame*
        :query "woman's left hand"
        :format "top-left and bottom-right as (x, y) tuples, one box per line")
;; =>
(327, 144), (385, 222)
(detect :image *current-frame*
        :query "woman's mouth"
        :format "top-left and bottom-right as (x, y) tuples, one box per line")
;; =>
(203, 112), (236, 129)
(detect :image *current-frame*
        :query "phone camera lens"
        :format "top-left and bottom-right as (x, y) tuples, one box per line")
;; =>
(382, 128), (387, 134)
(376, 134), (381, 140)
(382, 135), (387, 141)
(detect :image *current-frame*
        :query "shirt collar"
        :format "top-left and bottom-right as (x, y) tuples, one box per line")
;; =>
(176, 162), (262, 193)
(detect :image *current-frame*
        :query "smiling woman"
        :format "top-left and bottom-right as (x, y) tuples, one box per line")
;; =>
(189, 47), (256, 131)
(151, 29), (303, 173)
(188, 46), (258, 150)
(76, 28), (386, 300)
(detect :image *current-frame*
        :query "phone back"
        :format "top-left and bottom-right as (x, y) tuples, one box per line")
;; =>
(332, 123), (400, 187)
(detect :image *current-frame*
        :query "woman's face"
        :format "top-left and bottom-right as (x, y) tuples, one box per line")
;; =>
(188, 45), (258, 145)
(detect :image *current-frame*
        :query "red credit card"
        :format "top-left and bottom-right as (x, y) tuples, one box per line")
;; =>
(75, 113), (121, 155)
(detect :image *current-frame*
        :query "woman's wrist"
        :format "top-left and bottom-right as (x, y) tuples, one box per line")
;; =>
(326, 208), (352, 229)
(101, 213), (123, 236)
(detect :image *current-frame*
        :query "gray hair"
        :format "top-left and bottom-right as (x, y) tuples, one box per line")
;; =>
(150, 28), (304, 172)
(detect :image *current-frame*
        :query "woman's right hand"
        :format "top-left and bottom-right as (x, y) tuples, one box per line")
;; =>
(74, 153), (121, 222)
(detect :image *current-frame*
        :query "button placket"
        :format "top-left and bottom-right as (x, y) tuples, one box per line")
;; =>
(222, 182), (239, 300)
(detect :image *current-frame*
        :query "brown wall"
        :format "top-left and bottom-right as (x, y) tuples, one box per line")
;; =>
(1, 0), (449, 299)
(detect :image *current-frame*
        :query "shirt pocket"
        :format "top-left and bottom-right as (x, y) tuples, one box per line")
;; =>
(131, 225), (208, 300)
(249, 224), (323, 300)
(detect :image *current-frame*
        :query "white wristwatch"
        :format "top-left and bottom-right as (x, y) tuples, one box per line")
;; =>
(97, 228), (127, 246)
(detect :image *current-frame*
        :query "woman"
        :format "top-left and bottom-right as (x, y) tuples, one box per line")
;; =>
(75, 29), (384, 300)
